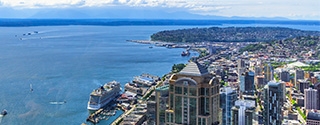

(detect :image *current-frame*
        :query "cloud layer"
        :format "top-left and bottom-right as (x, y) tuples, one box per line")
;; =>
(0, 0), (319, 20)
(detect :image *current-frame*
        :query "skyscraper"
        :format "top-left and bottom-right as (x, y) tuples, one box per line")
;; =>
(295, 69), (304, 86)
(264, 63), (274, 84)
(304, 88), (318, 110)
(155, 84), (169, 125)
(240, 71), (255, 95)
(220, 87), (237, 125)
(279, 70), (290, 82)
(231, 100), (256, 125)
(263, 81), (285, 125)
(238, 59), (246, 82)
(254, 66), (263, 76)
(297, 79), (310, 94)
(165, 61), (220, 125)
(315, 83), (320, 110)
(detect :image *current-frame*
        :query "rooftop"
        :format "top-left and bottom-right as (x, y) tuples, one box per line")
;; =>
(267, 81), (282, 87)
(287, 61), (309, 69)
(179, 61), (208, 76)
(307, 111), (320, 120)
(155, 84), (169, 91)
(220, 87), (236, 94)
(235, 99), (255, 108)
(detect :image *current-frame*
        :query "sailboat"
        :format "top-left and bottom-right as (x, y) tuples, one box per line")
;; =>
(30, 84), (33, 92)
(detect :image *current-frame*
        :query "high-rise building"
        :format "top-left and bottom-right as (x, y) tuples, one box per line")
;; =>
(220, 87), (237, 125)
(147, 99), (156, 125)
(315, 83), (320, 110)
(238, 59), (246, 82)
(231, 100), (256, 125)
(165, 61), (220, 125)
(279, 70), (290, 82)
(255, 75), (265, 88)
(263, 81), (285, 125)
(240, 71), (255, 95)
(304, 88), (318, 110)
(254, 65), (263, 76)
(155, 84), (169, 125)
(297, 79), (310, 94)
(295, 69), (304, 86)
(264, 63), (274, 84)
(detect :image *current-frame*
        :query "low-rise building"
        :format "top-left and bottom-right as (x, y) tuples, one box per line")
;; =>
(306, 110), (320, 125)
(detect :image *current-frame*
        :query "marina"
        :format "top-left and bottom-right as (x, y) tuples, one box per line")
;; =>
(86, 107), (120, 124)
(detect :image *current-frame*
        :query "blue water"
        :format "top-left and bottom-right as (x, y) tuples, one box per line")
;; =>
(0, 24), (318, 125)
(0, 26), (198, 125)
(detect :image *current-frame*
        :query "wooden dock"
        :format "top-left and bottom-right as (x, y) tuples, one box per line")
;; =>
(86, 108), (104, 124)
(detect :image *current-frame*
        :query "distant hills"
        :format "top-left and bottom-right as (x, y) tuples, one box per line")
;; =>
(0, 19), (319, 27)
(150, 27), (320, 42)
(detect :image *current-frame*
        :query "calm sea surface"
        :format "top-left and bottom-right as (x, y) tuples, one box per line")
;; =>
(0, 25), (318, 125)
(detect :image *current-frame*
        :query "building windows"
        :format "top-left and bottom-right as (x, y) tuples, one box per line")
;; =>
(175, 96), (182, 124)
(166, 112), (173, 123)
(205, 88), (209, 96)
(175, 86), (182, 94)
(170, 94), (173, 109)
(183, 81), (188, 85)
(189, 87), (197, 96)
(184, 87), (188, 95)
(199, 88), (205, 95)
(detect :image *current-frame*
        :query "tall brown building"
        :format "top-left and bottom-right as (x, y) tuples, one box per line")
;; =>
(165, 61), (220, 125)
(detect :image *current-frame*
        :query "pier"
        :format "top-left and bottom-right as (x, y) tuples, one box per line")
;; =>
(111, 80), (162, 125)
(86, 106), (118, 124)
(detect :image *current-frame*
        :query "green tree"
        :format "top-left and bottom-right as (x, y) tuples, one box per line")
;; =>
(172, 63), (186, 73)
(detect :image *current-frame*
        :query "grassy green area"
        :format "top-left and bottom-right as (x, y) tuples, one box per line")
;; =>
(198, 48), (209, 58)
(297, 107), (306, 120)
(274, 74), (279, 82)
(256, 96), (263, 111)
(270, 62), (287, 68)
(299, 64), (320, 72)
(171, 63), (186, 73)
(220, 80), (228, 86)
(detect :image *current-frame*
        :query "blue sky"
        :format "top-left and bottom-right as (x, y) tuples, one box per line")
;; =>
(0, 0), (319, 20)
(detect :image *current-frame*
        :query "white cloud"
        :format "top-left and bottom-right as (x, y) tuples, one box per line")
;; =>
(0, 0), (319, 19)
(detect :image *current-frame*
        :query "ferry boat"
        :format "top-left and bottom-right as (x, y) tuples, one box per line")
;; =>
(181, 51), (190, 56)
(87, 81), (121, 110)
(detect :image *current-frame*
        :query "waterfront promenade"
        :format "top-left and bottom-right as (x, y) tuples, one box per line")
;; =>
(111, 80), (162, 125)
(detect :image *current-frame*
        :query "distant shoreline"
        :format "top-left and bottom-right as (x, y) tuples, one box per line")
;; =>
(0, 19), (319, 27)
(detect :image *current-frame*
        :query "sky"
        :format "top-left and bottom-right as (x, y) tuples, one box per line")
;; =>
(0, 0), (319, 20)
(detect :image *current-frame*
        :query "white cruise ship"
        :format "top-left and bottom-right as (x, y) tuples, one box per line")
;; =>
(87, 81), (121, 110)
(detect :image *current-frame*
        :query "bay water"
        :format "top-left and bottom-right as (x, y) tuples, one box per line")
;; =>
(0, 24), (318, 125)
(0, 26), (197, 125)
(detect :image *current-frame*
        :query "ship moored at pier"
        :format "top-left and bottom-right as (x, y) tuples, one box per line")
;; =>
(87, 81), (121, 111)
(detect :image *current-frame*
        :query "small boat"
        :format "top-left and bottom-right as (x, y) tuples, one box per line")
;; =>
(181, 51), (190, 56)
(1, 109), (7, 116)
(149, 46), (153, 48)
(30, 84), (33, 92)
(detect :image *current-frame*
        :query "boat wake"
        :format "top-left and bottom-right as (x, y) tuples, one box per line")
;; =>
(0, 115), (3, 124)
(49, 101), (66, 105)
